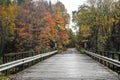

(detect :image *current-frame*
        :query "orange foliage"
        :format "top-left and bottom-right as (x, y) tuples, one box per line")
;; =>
(14, 0), (70, 52)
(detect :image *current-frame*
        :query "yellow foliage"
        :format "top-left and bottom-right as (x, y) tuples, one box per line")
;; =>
(79, 25), (91, 37)
(0, 4), (19, 36)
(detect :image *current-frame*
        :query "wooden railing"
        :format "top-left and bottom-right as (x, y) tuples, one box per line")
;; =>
(85, 50), (120, 75)
(0, 50), (58, 75)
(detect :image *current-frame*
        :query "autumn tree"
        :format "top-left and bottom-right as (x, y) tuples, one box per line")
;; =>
(50, 1), (70, 49)
(0, 2), (19, 54)
(0, 0), (70, 54)
(67, 29), (77, 48)
(73, 0), (120, 51)
(14, 0), (70, 52)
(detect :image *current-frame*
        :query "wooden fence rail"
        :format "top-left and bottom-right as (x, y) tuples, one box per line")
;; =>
(0, 50), (58, 75)
(85, 50), (120, 75)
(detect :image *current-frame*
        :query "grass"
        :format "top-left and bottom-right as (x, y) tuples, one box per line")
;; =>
(77, 47), (85, 54)
(57, 47), (67, 53)
(0, 75), (10, 80)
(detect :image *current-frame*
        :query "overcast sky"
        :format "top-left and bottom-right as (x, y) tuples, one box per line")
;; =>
(36, 0), (87, 31)
(57, 0), (86, 31)
(58, 0), (86, 15)
(49, 0), (86, 15)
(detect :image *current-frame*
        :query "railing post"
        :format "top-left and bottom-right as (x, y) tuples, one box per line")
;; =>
(107, 52), (110, 68)
(21, 53), (24, 71)
(96, 50), (99, 61)
(3, 54), (5, 64)
(104, 51), (107, 66)
(118, 52), (120, 78)
(119, 52), (120, 61)
(111, 52), (115, 71)
(100, 51), (103, 64)
(3, 54), (8, 75)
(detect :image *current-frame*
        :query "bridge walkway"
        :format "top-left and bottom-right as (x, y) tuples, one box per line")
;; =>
(11, 48), (119, 80)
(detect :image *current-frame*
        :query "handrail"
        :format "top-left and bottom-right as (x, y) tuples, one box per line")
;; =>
(85, 51), (120, 67)
(0, 50), (57, 72)
(4, 51), (32, 56)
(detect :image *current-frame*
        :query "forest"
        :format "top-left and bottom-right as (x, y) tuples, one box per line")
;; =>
(0, 0), (72, 55)
(73, 0), (120, 52)
(1, 0), (120, 55)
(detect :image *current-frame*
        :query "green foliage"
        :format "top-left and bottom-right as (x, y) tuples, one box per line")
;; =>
(105, 37), (114, 51)
(97, 35), (108, 50)
(76, 46), (85, 54)
(17, 0), (25, 5)
(0, 0), (13, 6)
(73, 0), (120, 51)
(57, 47), (67, 53)
(67, 28), (77, 47)
(0, 4), (19, 54)
(0, 75), (10, 80)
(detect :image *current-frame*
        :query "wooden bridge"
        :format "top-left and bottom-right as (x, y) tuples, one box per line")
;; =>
(0, 48), (120, 80)
(8, 48), (119, 80)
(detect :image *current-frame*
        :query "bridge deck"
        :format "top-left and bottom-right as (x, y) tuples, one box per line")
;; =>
(11, 48), (119, 80)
